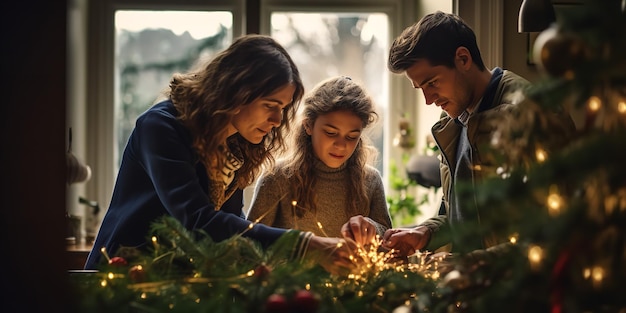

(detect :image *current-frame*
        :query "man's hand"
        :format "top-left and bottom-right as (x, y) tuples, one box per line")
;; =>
(381, 226), (431, 257)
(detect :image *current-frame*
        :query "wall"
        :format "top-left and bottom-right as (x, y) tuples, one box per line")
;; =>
(456, 0), (541, 83)
(502, 0), (542, 82)
(1, 1), (71, 311)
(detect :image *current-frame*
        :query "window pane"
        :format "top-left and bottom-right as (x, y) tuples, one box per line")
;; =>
(270, 12), (389, 173)
(114, 10), (233, 167)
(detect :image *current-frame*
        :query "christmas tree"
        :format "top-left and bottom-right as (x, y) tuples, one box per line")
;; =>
(428, 1), (626, 312)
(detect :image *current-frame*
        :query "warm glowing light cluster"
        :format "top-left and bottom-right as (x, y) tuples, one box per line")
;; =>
(583, 265), (606, 288)
(345, 236), (440, 283)
(347, 236), (398, 281)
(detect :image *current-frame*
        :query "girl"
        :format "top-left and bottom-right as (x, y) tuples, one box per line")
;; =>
(247, 76), (392, 246)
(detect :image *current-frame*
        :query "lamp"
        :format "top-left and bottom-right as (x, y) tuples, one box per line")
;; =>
(406, 155), (441, 188)
(518, 0), (556, 33)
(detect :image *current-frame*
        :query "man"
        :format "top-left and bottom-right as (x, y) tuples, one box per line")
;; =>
(381, 11), (575, 262)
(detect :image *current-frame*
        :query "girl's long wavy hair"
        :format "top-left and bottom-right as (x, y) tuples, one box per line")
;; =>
(168, 34), (304, 188)
(279, 76), (379, 216)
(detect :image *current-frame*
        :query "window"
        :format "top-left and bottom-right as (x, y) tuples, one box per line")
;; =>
(269, 11), (389, 173)
(76, 0), (447, 227)
(114, 10), (233, 167)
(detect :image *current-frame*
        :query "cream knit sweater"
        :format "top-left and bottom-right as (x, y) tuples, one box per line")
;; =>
(246, 159), (392, 238)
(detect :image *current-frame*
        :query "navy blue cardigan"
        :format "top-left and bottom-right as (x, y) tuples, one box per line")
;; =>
(84, 100), (287, 269)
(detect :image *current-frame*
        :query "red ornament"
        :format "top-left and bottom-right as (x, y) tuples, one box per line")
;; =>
(109, 256), (128, 266)
(265, 294), (289, 313)
(128, 265), (146, 283)
(291, 290), (319, 313)
(254, 264), (271, 279)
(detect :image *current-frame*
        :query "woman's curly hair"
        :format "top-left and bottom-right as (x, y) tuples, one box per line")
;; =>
(168, 34), (305, 188)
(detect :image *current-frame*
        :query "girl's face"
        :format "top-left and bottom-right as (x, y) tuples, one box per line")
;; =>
(230, 83), (295, 144)
(306, 109), (363, 168)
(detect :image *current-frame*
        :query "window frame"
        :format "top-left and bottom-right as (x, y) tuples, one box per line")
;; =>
(83, 0), (430, 221)
(85, 0), (246, 215)
(259, 0), (420, 190)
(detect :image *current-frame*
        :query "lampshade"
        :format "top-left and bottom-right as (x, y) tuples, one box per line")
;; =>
(518, 0), (556, 33)
(406, 155), (441, 188)
(67, 151), (92, 184)
(66, 128), (92, 184)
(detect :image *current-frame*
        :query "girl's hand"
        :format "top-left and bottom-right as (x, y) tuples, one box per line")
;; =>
(340, 215), (377, 247)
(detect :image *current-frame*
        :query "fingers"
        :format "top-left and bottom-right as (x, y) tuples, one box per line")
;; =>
(308, 236), (370, 275)
(426, 252), (455, 275)
(340, 222), (355, 241)
(382, 228), (401, 242)
(361, 223), (376, 245)
(342, 215), (376, 247)
(381, 228), (402, 249)
(381, 227), (429, 257)
(318, 238), (356, 275)
(382, 231), (416, 257)
(391, 241), (416, 257)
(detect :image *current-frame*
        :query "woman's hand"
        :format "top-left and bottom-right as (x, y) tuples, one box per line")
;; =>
(306, 235), (359, 275)
(340, 215), (377, 247)
(381, 226), (431, 257)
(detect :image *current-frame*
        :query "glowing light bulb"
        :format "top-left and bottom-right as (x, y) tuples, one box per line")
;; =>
(591, 266), (605, 288)
(535, 148), (547, 162)
(588, 96), (602, 111)
(618, 100), (626, 113)
(100, 247), (111, 262)
(547, 185), (563, 216)
(151, 236), (159, 252)
(528, 245), (543, 270)
(547, 193), (562, 215)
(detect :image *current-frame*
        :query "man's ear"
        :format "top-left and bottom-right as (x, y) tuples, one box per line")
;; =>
(455, 47), (472, 70)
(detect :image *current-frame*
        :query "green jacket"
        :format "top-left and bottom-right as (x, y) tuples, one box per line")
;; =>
(420, 68), (575, 258)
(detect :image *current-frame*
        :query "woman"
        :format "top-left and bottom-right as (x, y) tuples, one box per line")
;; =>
(85, 35), (356, 273)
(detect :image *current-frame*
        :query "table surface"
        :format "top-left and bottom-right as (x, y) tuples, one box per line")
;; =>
(66, 241), (93, 269)
(67, 241), (93, 252)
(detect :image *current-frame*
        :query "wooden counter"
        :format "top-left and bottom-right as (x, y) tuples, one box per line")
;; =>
(66, 240), (93, 269)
